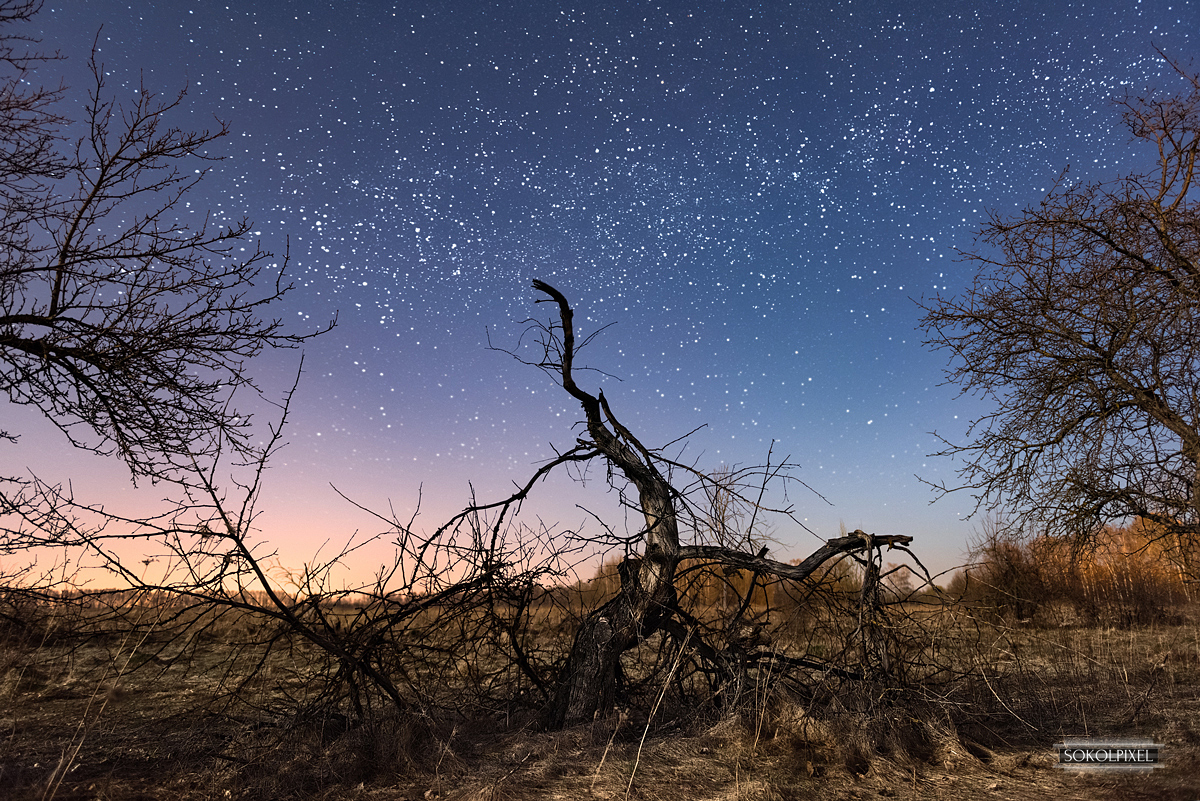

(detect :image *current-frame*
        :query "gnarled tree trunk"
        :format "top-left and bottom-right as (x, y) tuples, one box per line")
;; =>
(532, 281), (680, 728)
(530, 281), (915, 729)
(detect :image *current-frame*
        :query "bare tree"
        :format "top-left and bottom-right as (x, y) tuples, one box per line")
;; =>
(0, 3), (331, 491)
(920, 55), (1200, 580)
(515, 281), (913, 727)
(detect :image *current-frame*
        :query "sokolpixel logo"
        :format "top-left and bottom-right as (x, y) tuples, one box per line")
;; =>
(1054, 738), (1164, 771)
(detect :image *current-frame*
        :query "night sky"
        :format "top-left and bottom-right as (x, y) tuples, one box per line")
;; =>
(12, 1), (1197, 580)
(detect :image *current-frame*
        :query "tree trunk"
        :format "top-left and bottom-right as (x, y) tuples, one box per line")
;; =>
(547, 582), (669, 727)
(531, 281), (682, 728)
(856, 533), (891, 681)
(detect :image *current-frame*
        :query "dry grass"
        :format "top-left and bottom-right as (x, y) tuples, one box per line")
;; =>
(2, 591), (1200, 800)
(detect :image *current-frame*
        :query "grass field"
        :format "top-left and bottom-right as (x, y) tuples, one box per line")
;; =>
(3, 588), (1200, 801)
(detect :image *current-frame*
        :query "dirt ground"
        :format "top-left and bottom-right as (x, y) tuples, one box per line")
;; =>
(4, 669), (1199, 801)
(4, 611), (1200, 800)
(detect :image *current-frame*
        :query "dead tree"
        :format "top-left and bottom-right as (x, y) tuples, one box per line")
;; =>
(530, 280), (683, 727)
(525, 281), (913, 728)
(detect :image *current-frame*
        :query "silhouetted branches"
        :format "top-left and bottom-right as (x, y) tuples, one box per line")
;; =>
(920, 54), (1200, 579)
(0, 9), (333, 491)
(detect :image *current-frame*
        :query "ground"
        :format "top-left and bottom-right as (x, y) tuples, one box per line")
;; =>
(4, 603), (1200, 800)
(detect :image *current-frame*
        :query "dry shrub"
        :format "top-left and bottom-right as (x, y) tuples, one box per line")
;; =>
(753, 691), (946, 782)
(0, 588), (84, 649)
(1056, 520), (1193, 625)
(952, 518), (1194, 626)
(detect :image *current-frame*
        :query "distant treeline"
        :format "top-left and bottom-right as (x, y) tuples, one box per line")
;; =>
(950, 519), (1196, 626)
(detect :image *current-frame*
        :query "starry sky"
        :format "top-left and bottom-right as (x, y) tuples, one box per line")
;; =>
(11, 1), (1197, 581)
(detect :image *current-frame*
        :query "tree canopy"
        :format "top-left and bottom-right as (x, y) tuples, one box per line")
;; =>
(920, 56), (1200, 576)
(0, 1), (330, 485)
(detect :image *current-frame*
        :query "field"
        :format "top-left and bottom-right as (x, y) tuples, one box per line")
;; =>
(3, 587), (1200, 801)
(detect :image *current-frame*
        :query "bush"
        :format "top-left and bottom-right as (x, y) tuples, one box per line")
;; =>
(955, 519), (1194, 626)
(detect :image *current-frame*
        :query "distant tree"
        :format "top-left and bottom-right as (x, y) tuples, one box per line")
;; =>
(0, 1), (330, 488)
(883, 562), (914, 601)
(920, 55), (1200, 581)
